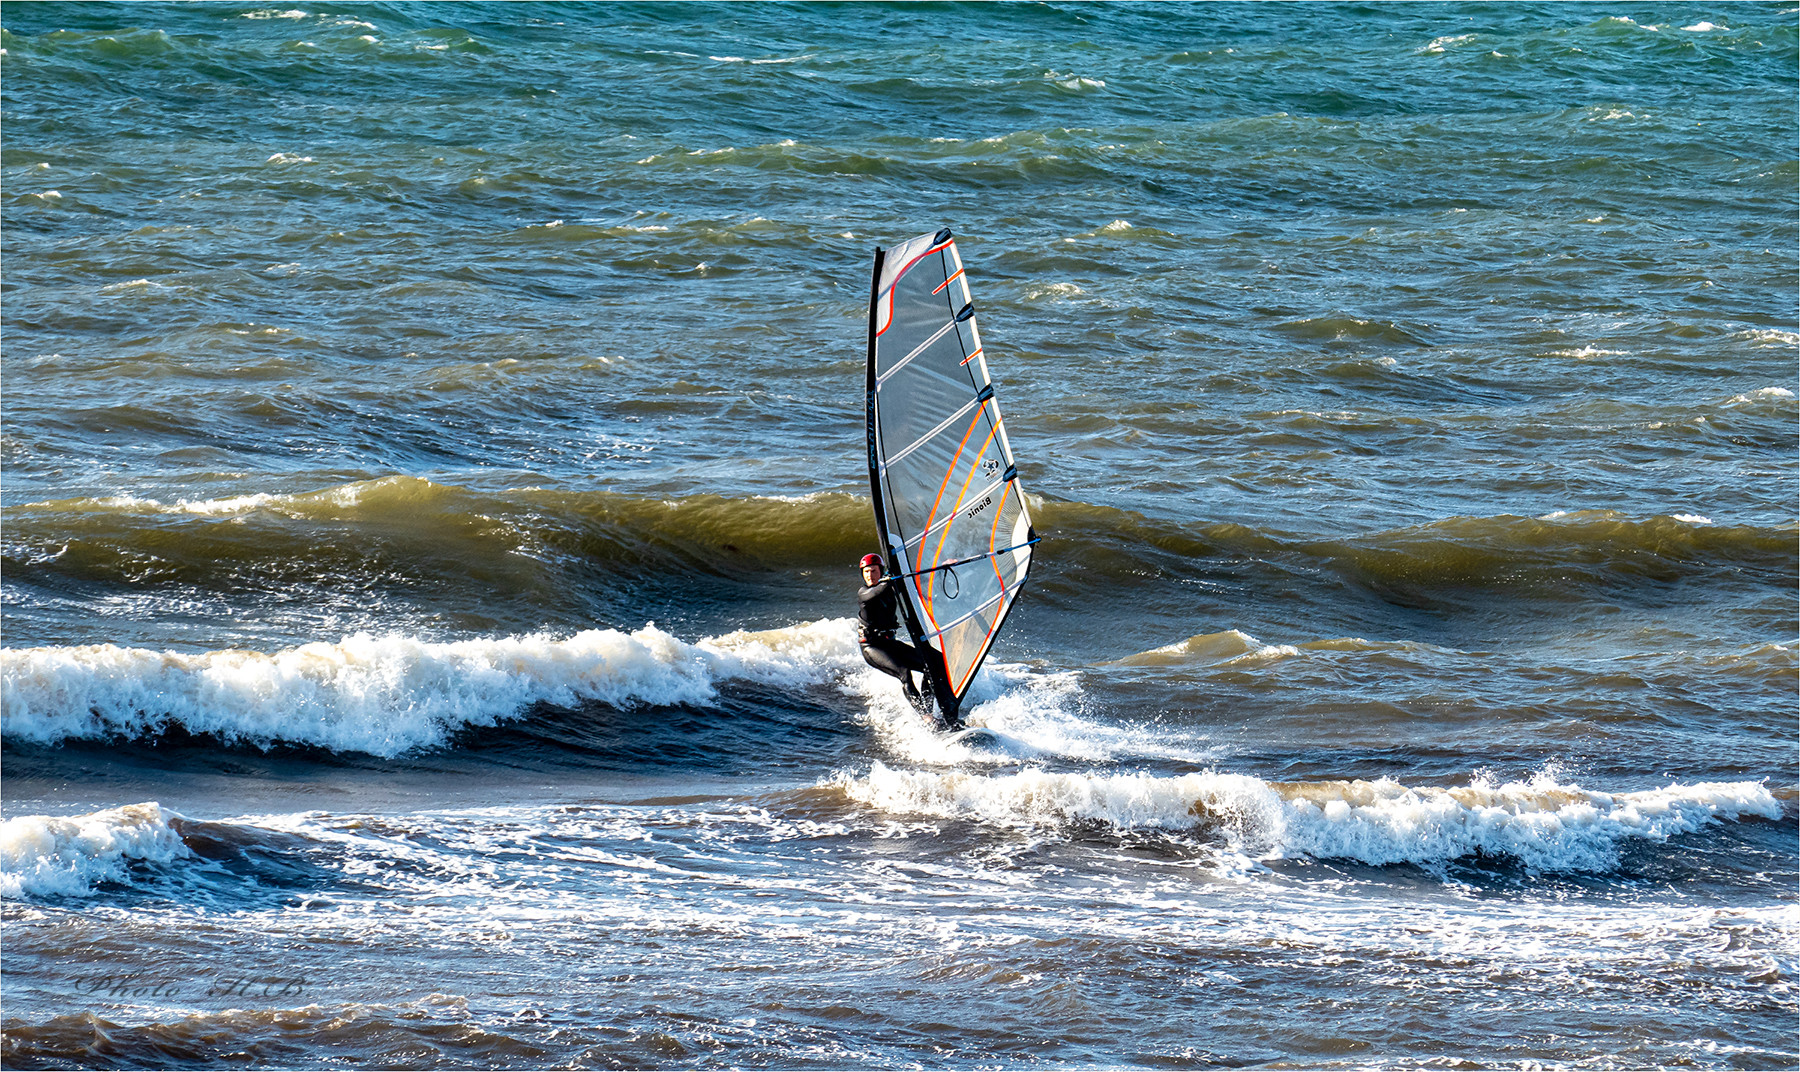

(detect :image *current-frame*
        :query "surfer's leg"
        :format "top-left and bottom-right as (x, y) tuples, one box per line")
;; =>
(863, 639), (930, 708)
(859, 640), (910, 682)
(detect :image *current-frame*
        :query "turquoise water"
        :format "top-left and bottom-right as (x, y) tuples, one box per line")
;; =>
(3, 3), (1796, 1068)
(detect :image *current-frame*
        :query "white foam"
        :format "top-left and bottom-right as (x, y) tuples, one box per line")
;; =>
(99, 278), (166, 293)
(1418, 33), (1474, 54)
(1, 619), (862, 756)
(1733, 330), (1798, 349)
(1550, 346), (1626, 359)
(1117, 629), (1260, 665)
(1025, 282), (1085, 301)
(1672, 513), (1713, 525)
(24, 477), (421, 518)
(1724, 385), (1796, 406)
(179, 492), (286, 514)
(1681, 21), (1721, 32)
(836, 766), (1782, 872)
(842, 648), (1215, 768)
(0, 803), (191, 898)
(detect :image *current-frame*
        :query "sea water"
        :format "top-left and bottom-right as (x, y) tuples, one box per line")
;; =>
(2, 3), (1795, 1067)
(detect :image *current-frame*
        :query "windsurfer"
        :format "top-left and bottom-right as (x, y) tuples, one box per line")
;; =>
(856, 553), (930, 710)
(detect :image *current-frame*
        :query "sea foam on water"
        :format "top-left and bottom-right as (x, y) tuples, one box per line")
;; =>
(0, 802), (191, 898)
(0, 619), (863, 755)
(835, 763), (1782, 873)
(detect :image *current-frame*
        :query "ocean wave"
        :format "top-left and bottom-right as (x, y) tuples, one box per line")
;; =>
(0, 619), (861, 755)
(0, 802), (191, 898)
(842, 654), (1217, 770)
(1111, 629), (1433, 667)
(1042, 501), (1796, 600)
(1722, 385), (1797, 409)
(834, 765), (1783, 872)
(1, 479), (875, 596)
(1270, 316), (1430, 346)
(0, 1000), (549, 1067)
(11, 481), (1791, 603)
(1733, 329), (1799, 349)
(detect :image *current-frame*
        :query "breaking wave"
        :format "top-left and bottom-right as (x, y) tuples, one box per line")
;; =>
(834, 764), (1784, 873)
(0, 802), (191, 898)
(7, 480), (1790, 605)
(1, 619), (860, 755)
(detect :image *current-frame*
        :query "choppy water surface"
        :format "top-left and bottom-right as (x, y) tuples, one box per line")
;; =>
(3, 3), (1796, 1068)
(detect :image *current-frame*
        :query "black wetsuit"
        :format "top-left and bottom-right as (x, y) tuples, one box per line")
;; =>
(858, 579), (927, 684)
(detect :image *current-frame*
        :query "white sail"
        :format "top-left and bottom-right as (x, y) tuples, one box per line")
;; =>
(865, 228), (1034, 714)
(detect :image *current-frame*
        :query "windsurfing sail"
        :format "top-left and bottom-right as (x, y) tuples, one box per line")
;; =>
(865, 228), (1035, 724)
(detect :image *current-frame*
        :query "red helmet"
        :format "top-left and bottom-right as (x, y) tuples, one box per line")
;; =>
(859, 553), (884, 570)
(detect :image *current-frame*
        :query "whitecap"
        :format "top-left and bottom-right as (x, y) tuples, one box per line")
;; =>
(1550, 346), (1626, 359)
(1, 619), (865, 756)
(1724, 386), (1796, 405)
(1418, 33), (1474, 54)
(1, 803), (192, 898)
(1734, 329), (1799, 348)
(98, 278), (167, 293)
(1024, 282), (1085, 301)
(835, 765), (1782, 872)
(846, 659), (1212, 769)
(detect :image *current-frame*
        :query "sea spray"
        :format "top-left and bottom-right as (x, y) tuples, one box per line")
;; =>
(834, 764), (1784, 872)
(1, 619), (862, 755)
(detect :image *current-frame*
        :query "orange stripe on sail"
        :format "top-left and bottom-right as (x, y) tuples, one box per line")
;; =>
(932, 268), (965, 295)
(951, 594), (1006, 697)
(928, 424), (998, 604)
(916, 403), (989, 631)
(987, 481), (1010, 589)
(959, 347), (983, 368)
(952, 479), (1027, 697)
(875, 239), (956, 337)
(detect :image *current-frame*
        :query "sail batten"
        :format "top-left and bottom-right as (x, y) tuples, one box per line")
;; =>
(865, 229), (1035, 719)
